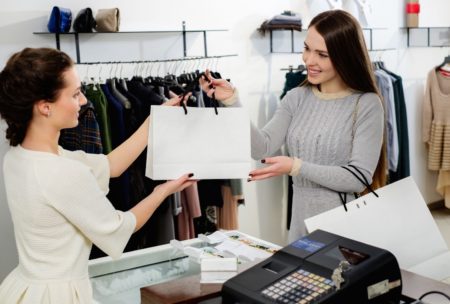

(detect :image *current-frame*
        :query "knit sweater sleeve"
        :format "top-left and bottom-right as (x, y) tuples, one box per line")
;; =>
(299, 93), (384, 193)
(422, 70), (433, 144)
(221, 89), (296, 160)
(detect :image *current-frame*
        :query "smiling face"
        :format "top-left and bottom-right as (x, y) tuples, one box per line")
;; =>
(51, 66), (87, 129)
(302, 26), (347, 93)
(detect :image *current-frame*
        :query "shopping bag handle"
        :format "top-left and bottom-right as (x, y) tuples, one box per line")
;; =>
(338, 165), (379, 212)
(179, 72), (220, 115)
(344, 165), (379, 198)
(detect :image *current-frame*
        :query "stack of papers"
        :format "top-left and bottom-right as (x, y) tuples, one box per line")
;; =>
(200, 257), (238, 284)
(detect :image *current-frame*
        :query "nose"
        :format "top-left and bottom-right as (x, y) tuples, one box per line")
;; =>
(303, 52), (315, 66)
(80, 92), (88, 106)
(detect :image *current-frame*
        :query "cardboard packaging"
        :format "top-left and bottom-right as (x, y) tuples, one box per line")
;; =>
(406, 0), (420, 28)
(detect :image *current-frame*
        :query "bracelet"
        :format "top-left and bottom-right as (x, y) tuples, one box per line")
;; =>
(288, 157), (302, 176)
(220, 87), (238, 106)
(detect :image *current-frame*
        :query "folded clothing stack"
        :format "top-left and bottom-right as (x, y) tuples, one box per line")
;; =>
(258, 10), (302, 35)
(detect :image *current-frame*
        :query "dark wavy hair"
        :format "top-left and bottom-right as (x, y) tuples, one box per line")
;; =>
(303, 10), (387, 189)
(0, 48), (73, 146)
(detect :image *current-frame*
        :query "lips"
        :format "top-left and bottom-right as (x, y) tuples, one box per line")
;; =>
(308, 67), (321, 76)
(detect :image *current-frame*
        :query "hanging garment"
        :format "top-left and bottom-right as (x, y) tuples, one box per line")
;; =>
(100, 84), (130, 212)
(375, 69), (399, 172)
(381, 68), (410, 182)
(281, 69), (306, 230)
(437, 170), (450, 209)
(217, 185), (239, 230)
(176, 184), (202, 240)
(216, 179), (244, 230)
(59, 100), (103, 154)
(423, 68), (450, 171)
(84, 84), (113, 153)
(280, 69), (307, 99)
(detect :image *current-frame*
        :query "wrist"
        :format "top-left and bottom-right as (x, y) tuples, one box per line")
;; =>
(220, 87), (238, 106)
(289, 157), (302, 176)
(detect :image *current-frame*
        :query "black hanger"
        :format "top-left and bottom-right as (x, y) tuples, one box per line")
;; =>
(437, 55), (450, 70)
(372, 61), (385, 70)
(281, 64), (306, 72)
(178, 72), (222, 115)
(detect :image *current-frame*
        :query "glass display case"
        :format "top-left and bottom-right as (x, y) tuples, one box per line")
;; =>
(88, 231), (280, 304)
(89, 238), (206, 304)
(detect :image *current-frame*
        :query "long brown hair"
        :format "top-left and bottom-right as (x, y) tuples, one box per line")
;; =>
(305, 10), (387, 189)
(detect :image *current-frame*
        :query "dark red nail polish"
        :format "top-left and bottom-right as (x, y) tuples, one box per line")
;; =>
(261, 159), (266, 163)
(188, 173), (194, 177)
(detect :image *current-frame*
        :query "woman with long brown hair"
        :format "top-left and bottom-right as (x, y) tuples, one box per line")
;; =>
(200, 10), (386, 242)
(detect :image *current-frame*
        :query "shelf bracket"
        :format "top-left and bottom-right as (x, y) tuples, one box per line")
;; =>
(182, 21), (187, 57)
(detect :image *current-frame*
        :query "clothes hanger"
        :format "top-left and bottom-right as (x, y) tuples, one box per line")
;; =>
(82, 64), (90, 85)
(297, 64), (306, 72)
(437, 55), (450, 71)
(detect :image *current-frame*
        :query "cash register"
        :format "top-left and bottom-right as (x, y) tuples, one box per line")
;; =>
(221, 230), (404, 304)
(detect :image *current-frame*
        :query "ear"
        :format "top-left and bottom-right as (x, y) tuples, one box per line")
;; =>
(35, 100), (52, 117)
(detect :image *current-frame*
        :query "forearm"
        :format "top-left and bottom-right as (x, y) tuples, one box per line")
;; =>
(222, 91), (292, 160)
(108, 116), (149, 177)
(299, 162), (372, 193)
(130, 189), (166, 232)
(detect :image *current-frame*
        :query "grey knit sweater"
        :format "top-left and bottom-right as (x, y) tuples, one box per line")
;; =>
(246, 85), (384, 241)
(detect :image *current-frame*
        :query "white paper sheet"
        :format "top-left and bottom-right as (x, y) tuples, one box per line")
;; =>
(305, 177), (450, 281)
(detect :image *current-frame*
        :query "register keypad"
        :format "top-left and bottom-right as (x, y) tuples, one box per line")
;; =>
(261, 269), (335, 303)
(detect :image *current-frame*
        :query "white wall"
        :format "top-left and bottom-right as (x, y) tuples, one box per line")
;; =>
(0, 0), (448, 281)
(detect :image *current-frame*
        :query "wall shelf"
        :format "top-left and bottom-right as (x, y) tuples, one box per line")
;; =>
(34, 21), (236, 64)
(404, 27), (450, 47)
(268, 28), (395, 54)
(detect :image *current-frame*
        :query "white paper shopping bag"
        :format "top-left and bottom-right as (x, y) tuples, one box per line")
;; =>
(146, 105), (251, 180)
(305, 177), (450, 280)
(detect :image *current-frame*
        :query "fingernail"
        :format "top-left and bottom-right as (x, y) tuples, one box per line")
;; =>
(249, 174), (253, 177)
(188, 173), (194, 177)
(261, 159), (266, 163)
(247, 178), (252, 182)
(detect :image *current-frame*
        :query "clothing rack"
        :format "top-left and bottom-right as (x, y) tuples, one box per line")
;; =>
(280, 64), (306, 71)
(75, 54), (237, 65)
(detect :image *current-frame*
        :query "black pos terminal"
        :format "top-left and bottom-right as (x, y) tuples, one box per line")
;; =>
(221, 230), (410, 304)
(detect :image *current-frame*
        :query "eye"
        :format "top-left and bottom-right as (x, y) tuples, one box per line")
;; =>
(303, 45), (310, 51)
(73, 91), (81, 98)
(319, 53), (329, 58)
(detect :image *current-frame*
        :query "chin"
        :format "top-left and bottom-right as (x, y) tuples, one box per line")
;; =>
(307, 76), (321, 85)
(68, 121), (79, 128)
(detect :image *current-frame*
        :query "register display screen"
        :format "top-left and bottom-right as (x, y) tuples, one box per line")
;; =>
(324, 245), (370, 265)
(291, 237), (326, 253)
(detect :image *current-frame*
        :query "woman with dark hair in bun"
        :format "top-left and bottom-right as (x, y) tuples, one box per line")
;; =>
(0, 47), (195, 303)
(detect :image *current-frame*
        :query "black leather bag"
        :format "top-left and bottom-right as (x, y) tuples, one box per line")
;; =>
(47, 6), (72, 33)
(73, 8), (96, 33)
